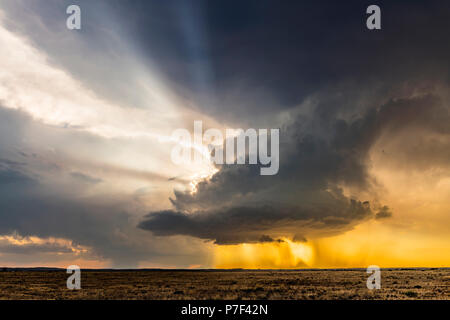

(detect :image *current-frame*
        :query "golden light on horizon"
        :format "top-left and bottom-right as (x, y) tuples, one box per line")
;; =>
(213, 239), (313, 269)
(213, 218), (450, 269)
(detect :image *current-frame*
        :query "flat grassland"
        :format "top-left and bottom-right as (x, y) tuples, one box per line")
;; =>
(0, 268), (448, 300)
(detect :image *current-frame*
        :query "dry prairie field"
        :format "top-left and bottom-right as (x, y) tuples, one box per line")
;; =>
(0, 268), (448, 300)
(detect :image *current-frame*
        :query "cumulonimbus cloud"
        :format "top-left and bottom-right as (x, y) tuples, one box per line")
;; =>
(139, 94), (450, 244)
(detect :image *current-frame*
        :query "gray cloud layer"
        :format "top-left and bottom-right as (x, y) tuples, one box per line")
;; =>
(139, 94), (450, 244)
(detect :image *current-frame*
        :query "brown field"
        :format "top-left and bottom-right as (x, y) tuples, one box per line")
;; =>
(0, 268), (448, 300)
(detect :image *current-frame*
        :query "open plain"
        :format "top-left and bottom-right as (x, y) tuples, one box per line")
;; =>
(0, 268), (448, 300)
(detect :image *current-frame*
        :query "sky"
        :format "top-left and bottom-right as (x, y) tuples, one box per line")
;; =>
(0, 0), (449, 268)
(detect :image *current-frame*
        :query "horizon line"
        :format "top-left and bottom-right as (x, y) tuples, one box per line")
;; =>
(1, 266), (449, 271)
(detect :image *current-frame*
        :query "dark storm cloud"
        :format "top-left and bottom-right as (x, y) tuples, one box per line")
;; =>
(139, 201), (372, 245)
(4, 1), (449, 124)
(126, 0), (450, 245)
(94, 0), (450, 124)
(139, 94), (450, 244)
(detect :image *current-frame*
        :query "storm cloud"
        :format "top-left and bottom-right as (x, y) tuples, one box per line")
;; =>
(139, 94), (450, 244)
(135, 0), (450, 246)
